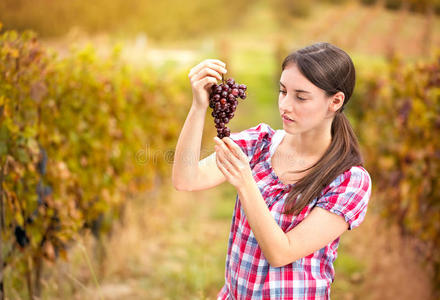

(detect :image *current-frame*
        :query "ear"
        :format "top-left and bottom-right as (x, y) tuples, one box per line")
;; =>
(329, 91), (345, 113)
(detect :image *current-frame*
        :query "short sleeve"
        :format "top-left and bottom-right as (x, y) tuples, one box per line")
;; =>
(229, 123), (274, 165)
(314, 166), (372, 231)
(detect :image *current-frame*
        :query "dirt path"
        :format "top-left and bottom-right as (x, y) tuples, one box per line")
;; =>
(333, 192), (433, 299)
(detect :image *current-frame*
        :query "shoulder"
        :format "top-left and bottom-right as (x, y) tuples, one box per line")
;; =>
(230, 122), (276, 144)
(233, 122), (275, 136)
(319, 165), (372, 199)
(331, 166), (370, 188)
(316, 165), (372, 230)
(229, 122), (276, 160)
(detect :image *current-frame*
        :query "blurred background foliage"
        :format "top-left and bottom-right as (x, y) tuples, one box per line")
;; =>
(1, 0), (439, 40)
(0, 0), (439, 299)
(0, 0), (253, 41)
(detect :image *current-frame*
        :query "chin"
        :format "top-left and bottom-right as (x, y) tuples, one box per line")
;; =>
(282, 124), (296, 133)
(283, 122), (303, 134)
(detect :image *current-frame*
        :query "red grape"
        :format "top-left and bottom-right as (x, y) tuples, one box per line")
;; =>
(209, 76), (248, 138)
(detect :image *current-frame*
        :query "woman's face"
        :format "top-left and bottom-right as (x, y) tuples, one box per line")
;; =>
(278, 63), (337, 134)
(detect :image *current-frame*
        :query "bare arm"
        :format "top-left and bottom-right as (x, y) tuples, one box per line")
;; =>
(172, 59), (228, 191)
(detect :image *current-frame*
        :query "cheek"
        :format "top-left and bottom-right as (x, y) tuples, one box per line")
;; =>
(295, 103), (313, 118)
(298, 102), (327, 123)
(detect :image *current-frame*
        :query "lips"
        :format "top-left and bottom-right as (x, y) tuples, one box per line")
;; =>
(283, 114), (294, 122)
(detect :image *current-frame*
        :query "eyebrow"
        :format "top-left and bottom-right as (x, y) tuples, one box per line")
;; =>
(279, 82), (311, 94)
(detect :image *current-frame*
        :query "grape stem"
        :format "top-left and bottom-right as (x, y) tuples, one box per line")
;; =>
(222, 73), (225, 84)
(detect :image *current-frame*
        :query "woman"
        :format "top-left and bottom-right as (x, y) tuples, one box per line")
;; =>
(172, 42), (372, 299)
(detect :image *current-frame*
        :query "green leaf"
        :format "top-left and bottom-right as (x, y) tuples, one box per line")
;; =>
(0, 140), (7, 156)
(16, 148), (29, 163)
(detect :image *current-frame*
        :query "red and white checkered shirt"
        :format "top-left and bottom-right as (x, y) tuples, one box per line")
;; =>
(217, 123), (372, 300)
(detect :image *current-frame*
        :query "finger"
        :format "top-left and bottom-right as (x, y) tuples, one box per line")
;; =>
(201, 59), (226, 69)
(205, 59), (226, 67)
(213, 136), (223, 145)
(214, 137), (235, 158)
(223, 137), (249, 161)
(191, 67), (223, 82)
(214, 137), (230, 154)
(216, 142), (240, 172)
(189, 60), (210, 77)
(194, 76), (218, 90)
(189, 62), (227, 79)
(222, 137), (240, 156)
(190, 64), (227, 81)
(216, 151), (233, 178)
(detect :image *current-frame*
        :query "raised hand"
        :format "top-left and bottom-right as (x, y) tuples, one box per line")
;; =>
(188, 59), (227, 110)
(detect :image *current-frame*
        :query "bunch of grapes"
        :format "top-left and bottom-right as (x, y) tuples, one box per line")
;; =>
(209, 77), (247, 138)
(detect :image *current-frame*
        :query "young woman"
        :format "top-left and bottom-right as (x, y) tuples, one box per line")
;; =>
(172, 42), (372, 299)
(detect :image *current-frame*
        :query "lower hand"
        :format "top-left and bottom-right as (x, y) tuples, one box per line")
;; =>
(214, 136), (253, 189)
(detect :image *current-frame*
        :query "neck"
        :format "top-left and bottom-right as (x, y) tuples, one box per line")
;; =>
(282, 119), (333, 159)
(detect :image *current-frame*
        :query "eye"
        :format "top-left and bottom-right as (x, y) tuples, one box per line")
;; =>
(296, 95), (306, 101)
(279, 90), (287, 95)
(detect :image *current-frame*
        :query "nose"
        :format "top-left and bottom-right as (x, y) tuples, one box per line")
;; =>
(278, 93), (291, 113)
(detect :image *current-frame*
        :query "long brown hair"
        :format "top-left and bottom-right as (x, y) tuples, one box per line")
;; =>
(281, 42), (364, 215)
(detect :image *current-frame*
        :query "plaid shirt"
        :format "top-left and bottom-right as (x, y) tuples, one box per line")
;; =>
(217, 123), (372, 300)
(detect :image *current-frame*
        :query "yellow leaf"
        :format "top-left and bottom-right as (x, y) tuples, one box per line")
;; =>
(59, 247), (68, 261)
(15, 212), (24, 226)
(10, 48), (19, 58)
